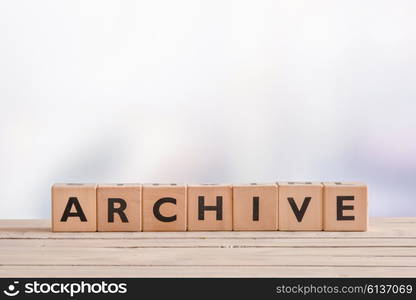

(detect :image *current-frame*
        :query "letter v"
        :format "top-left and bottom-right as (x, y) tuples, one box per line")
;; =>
(287, 197), (311, 222)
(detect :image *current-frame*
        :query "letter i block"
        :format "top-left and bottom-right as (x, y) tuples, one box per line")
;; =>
(97, 184), (141, 232)
(323, 182), (368, 231)
(187, 184), (232, 231)
(51, 183), (97, 232)
(233, 183), (278, 231)
(278, 182), (323, 231)
(142, 184), (187, 231)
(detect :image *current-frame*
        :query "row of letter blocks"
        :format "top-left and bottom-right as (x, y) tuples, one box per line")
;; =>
(52, 182), (368, 232)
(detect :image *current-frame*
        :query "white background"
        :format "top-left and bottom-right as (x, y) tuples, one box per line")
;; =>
(1, 0), (415, 218)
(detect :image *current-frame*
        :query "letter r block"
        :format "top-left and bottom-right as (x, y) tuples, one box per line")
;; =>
(97, 184), (141, 232)
(142, 184), (187, 231)
(323, 182), (368, 231)
(52, 183), (97, 232)
(187, 184), (232, 231)
(278, 182), (323, 231)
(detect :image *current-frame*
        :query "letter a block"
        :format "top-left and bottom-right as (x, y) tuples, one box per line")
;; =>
(323, 182), (368, 231)
(187, 184), (232, 231)
(233, 183), (278, 231)
(278, 182), (323, 231)
(97, 184), (141, 232)
(142, 184), (187, 231)
(52, 183), (97, 232)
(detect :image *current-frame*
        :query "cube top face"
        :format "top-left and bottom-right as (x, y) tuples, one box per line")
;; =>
(233, 184), (278, 231)
(323, 183), (368, 231)
(187, 185), (232, 231)
(143, 182), (185, 186)
(143, 183), (185, 188)
(97, 184), (141, 232)
(279, 183), (323, 231)
(99, 183), (141, 187)
(52, 184), (97, 232)
(53, 183), (97, 188)
(323, 182), (366, 187)
(233, 183), (277, 187)
(188, 184), (231, 188)
(142, 185), (187, 232)
(278, 182), (322, 187)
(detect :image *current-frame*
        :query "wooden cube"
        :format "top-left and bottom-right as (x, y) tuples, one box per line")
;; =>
(142, 184), (187, 231)
(233, 183), (278, 231)
(187, 184), (232, 231)
(51, 183), (97, 232)
(278, 182), (323, 231)
(97, 183), (141, 232)
(323, 182), (368, 231)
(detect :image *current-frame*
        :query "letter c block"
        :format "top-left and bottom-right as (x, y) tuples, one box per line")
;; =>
(142, 184), (187, 231)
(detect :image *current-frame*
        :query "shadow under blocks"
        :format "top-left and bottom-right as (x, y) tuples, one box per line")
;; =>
(51, 182), (368, 232)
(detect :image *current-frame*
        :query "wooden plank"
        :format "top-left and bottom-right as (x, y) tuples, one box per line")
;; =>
(1, 218), (416, 238)
(1, 218), (416, 278)
(1, 247), (416, 266)
(2, 238), (416, 248)
(1, 266), (416, 278)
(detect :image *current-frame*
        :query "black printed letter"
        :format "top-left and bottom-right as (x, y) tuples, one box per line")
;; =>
(288, 197), (311, 222)
(337, 196), (355, 220)
(108, 198), (128, 223)
(153, 197), (177, 222)
(60, 197), (87, 222)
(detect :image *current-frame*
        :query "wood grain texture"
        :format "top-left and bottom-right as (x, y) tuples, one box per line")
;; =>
(0, 218), (415, 277)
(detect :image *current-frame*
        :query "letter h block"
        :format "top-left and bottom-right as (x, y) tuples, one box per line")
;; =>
(187, 184), (232, 231)
(52, 183), (97, 232)
(97, 183), (141, 232)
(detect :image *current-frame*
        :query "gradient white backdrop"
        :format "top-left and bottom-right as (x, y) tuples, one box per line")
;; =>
(1, 0), (415, 218)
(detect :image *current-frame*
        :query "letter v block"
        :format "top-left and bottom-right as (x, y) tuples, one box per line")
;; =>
(323, 182), (368, 231)
(233, 183), (278, 231)
(97, 184), (141, 232)
(52, 183), (97, 232)
(142, 184), (187, 231)
(187, 184), (232, 231)
(278, 182), (323, 231)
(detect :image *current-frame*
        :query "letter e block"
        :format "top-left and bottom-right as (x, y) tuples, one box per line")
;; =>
(97, 184), (141, 232)
(278, 182), (323, 231)
(188, 184), (232, 231)
(52, 183), (97, 232)
(323, 182), (368, 231)
(233, 183), (278, 231)
(142, 184), (187, 231)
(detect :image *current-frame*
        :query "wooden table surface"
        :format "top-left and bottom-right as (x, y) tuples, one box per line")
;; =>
(0, 218), (415, 277)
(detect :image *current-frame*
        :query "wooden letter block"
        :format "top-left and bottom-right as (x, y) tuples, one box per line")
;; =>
(233, 183), (278, 231)
(52, 183), (97, 232)
(278, 182), (323, 231)
(97, 184), (141, 232)
(142, 184), (187, 231)
(187, 184), (232, 231)
(323, 182), (368, 231)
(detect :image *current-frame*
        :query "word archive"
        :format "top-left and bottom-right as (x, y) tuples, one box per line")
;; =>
(51, 182), (368, 232)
